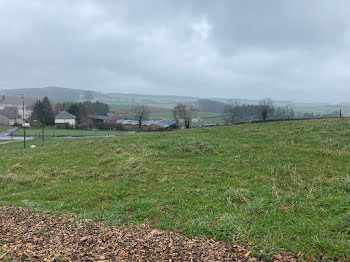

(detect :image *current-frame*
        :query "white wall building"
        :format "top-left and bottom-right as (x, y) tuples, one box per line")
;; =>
(18, 106), (33, 120)
(54, 111), (76, 127)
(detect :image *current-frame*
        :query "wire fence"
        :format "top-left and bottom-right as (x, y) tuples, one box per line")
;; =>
(196, 115), (348, 128)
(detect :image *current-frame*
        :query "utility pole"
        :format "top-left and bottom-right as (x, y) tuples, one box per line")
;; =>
(22, 93), (26, 148)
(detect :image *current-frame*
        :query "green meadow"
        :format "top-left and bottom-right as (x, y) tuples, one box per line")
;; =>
(1, 119), (349, 260)
(0, 125), (12, 133)
(10, 128), (134, 137)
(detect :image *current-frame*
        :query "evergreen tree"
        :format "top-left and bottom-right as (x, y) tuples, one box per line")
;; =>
(42, 96), (54, 125)
(68, 103), (81, 123)
(91, 101), (109, 115)
(31, 97), (54, 126)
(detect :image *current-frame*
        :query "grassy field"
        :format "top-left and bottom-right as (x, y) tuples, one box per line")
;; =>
(10, 128), (133, 137)
(149, 111), (223, 120)
(114, 110), (225, 125)
(1, 119), (350, 260)
(0, 125), (12, 133)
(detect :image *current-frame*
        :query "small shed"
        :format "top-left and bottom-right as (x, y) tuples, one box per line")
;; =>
(88, 114), (113, 124)
(55, 111), (76, 127)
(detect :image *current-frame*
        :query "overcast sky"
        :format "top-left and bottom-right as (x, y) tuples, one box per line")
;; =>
(1, 0), (350, 102)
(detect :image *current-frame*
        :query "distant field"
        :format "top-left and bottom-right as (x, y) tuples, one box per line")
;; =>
(111, 106), (225, 123)
(149, 111), (225, 126)
(0, 125), (12, 133)
(108, 104), (135, 111)
(150, 112), (222, 120)
(11, 128), (134, 137)
(108, 103), (177, 111)
(292, 105), (350, 117)
(1, 119), (350, 260)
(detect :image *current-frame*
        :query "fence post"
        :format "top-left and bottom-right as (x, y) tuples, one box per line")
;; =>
(312, 112), (314, 120)
(340, 109), (342, 119)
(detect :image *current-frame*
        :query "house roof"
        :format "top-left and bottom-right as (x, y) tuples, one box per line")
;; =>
(0, 107), (20, 119)
(0, 113), (9, 121)
(88, 114), (110, 121)
(55, 111), (76, 119)
(155, 119), (177, 128)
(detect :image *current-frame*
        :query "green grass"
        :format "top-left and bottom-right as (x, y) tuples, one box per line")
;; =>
(108, 104), (136, 111)
(149, 111), (223, 120)
(10, 128), (133, 137)
(1, 119), (350, 260)
(0, 125), (12, 133)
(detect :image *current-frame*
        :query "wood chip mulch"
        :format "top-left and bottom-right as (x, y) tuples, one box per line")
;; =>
(0, 206), (299, 261)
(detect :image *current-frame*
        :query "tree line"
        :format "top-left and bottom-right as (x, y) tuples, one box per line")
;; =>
(224, 98), (295, 124)
(29, 96), (341, 132)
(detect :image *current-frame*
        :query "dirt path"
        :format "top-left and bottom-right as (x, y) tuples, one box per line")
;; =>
(0, 206), (298, 261)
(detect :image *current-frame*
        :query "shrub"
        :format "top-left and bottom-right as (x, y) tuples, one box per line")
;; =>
(181, 140), (215, 154)
(115, 158), (146, 177)
(96, 122), (116, 130)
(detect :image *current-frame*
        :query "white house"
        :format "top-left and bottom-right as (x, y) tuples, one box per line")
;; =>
(192, 117), (203, 123)
(55, 111), (76, 127)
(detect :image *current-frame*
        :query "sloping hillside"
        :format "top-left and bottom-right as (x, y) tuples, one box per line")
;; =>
(2, 87), (85, 101)
(2, 87), (197, 105)
(0, 119), (349, 260)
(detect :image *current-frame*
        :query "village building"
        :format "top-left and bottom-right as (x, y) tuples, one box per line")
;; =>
(116, 119), (177, 131)
(0, 104), (14, 110)
(54, 111), (76, 127)
(192, 117), (203, 123)
(17, 105), (33, 120)
(0, 107), (21, 126)
(88, 114), (113, 124)
(0, 113), (9, 125)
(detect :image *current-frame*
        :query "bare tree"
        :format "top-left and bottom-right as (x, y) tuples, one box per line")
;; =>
(259, 98), (274, 121)
(54, 102), (71, 116)
(84, 90), (94, 102)
(173, 104), (197, 129)
(132, 105), (151, 129)
(224, 100), (241, 124)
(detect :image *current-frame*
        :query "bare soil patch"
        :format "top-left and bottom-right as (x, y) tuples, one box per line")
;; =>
(0, 206), (298, 261)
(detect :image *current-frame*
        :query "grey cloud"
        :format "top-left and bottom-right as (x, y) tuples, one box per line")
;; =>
(1, 0), (350, 102)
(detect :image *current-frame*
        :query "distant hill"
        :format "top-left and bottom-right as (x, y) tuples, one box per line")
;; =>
(1, 87), (198, 105)
(2, 87), (89, 101)
(2, 87), (349, 116)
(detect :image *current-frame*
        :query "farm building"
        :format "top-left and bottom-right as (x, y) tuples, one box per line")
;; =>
(55, 111), (76, 127)
(0, 107), (21, 125)
(88, 114), (113, 124)
(192, 117), (203, 123)
(116, 119), (177, 131)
